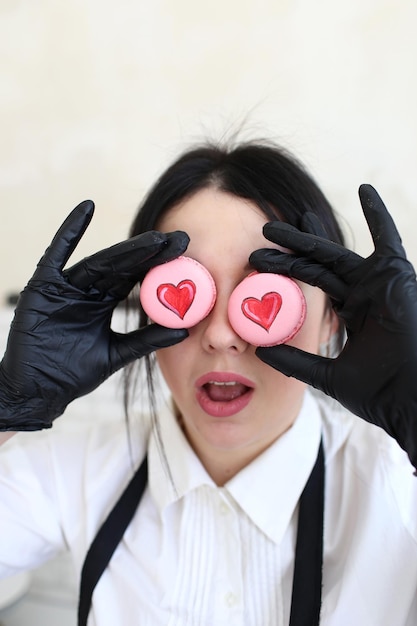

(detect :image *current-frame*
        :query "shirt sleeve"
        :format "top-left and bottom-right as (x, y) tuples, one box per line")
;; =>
(0, 408), (150, 581)
(0, 431), (67, 577)
(380, 428), (417, 543)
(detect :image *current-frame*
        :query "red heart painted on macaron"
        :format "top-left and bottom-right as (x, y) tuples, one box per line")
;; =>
(241, 292), (282, 331)
(157, 280), (196, 319)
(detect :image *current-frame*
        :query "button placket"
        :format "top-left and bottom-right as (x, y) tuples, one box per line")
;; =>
(215, 490), (243, 622)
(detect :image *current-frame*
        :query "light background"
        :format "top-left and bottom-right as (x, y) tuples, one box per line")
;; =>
(1, 0), (417, 300)
(0, 3), (416, 619)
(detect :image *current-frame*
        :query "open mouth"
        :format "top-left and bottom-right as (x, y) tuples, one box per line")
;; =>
(203, 381), (250, 402)
(195, 373), (254, 417)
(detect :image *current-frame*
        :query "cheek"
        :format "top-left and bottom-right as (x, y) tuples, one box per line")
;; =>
(156, 340), (191, 396)
(156, 316), (209, 382)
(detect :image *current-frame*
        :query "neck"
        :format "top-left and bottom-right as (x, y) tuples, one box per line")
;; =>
(183, 425), (293, 487)
(173, 401), (300, 487)
(197, 447), (265, 486)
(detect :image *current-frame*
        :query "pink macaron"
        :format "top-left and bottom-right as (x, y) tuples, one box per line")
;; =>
(140, 256), (217, 329)
(228, 272), (306, 347)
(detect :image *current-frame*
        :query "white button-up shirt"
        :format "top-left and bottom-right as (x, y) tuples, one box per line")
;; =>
(1, 389), (417, 625)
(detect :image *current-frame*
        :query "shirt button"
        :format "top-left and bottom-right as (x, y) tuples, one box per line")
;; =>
(224, 592), (238, 607)
(219, 501), (229, 515)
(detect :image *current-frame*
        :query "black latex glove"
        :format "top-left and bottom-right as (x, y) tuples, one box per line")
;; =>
(250, 184), (417, 469)
(0, 200), (189, 431)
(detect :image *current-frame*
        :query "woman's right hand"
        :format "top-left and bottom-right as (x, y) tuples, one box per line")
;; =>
(0, 200), (189, 431)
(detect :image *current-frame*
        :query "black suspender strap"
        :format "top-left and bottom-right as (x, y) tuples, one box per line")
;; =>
(78, 440), (325, 626)
(77, 457), (148, 626)
(289, 438), (325, 626)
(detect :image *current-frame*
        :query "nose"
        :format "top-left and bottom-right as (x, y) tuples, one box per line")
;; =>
(200, 290), (249, 354)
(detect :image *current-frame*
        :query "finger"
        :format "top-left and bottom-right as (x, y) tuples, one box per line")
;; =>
(300, 212), (329, 239)
(358, 184), (405, 256)
(39, 201), (95, 270)
(262, 221), (363, 275)
(65, 230), (169, 290)
(65, 230), (190, 293)
(110, 324), (189, 371)
(132, 230), (190, 272)
(249, 248), (348, 302)
(256, 344), (333, 395)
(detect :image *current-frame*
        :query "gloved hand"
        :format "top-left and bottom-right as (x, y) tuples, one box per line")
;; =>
(0, 200), (189, 431)
(250, 184), (417, 469)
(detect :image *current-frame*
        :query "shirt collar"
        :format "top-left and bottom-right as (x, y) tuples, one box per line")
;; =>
(148, 390), (322, 545)
(225, 390), (322, 543)
(147, 397), (215, 511)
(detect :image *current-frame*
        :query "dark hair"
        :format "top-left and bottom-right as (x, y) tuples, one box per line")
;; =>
(129, 142), (344, 243)
(123, 139), (345, 434)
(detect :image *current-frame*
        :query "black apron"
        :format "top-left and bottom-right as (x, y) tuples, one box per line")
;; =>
(78, 440), (325, 626)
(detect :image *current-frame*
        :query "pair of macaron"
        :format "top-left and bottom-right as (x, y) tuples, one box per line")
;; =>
(139, 256), (306, 347)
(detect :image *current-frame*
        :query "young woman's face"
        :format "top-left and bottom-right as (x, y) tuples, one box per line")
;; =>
(156, 187), (333, 478)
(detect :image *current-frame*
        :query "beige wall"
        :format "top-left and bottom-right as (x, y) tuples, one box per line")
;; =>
(1, 0), (417, 301)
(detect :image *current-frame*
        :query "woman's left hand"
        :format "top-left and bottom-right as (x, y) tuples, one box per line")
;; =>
(250, 184), (417, 469)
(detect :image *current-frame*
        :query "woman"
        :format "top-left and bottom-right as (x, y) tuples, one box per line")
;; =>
(1, 140), (417, 625)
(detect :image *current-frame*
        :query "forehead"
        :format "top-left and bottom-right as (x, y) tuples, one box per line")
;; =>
(157, 188), (271, 254)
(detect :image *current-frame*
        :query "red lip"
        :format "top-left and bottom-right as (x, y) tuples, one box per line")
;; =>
(195, 372), (255, 387)
(195, 371), (255, 417)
